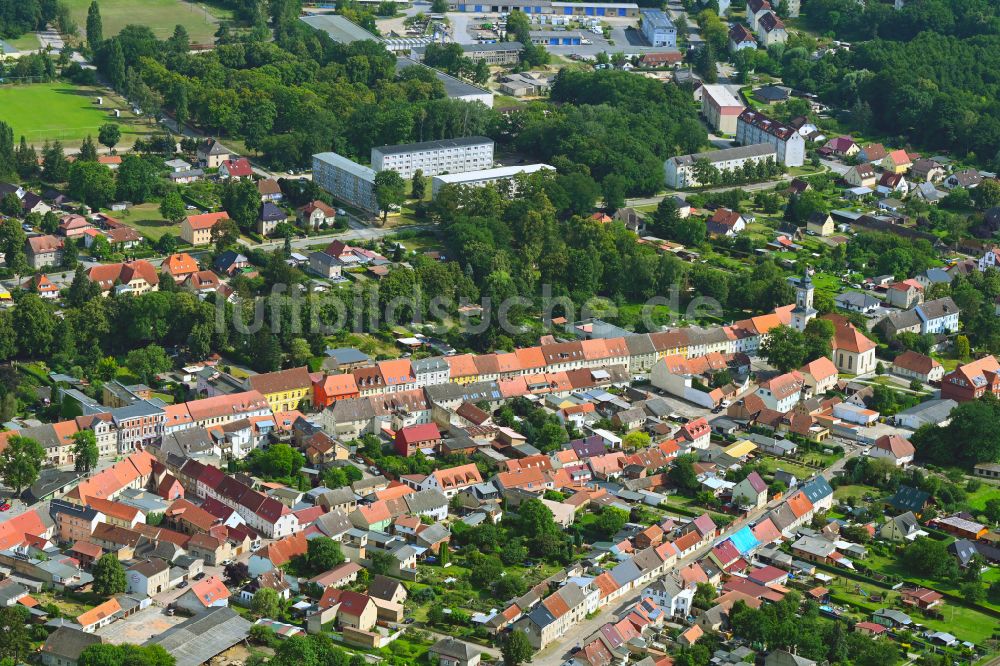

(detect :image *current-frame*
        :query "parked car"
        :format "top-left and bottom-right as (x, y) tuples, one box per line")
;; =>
(177, 581), (188, 589)
(0, 503), (10, 512)
(193, 572), (206, 580)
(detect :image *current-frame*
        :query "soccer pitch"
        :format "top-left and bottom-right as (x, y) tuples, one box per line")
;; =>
(0, 83), (145, 147)
(61, 0), (228, 43)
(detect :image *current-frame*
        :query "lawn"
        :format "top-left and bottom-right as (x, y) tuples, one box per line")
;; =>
(756, 456), (819, 480)
(832, 483), (881, 501)
(0, 83), (149, 147)
(62, 0), (231, 43)
(112, 203), (180, 243)
(6, 33), (40, 50)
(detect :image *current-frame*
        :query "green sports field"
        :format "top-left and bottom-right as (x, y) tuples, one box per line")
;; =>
(0, 83), (148, 146)
(62, 0), (231, 43)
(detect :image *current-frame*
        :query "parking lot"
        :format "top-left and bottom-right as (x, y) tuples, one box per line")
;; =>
(97, 606), (186, 645)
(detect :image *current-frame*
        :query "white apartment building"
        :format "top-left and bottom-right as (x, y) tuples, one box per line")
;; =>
(371, 136), (495, 179)
(665, 144), (777, 188)
(735, 109), (805, 166)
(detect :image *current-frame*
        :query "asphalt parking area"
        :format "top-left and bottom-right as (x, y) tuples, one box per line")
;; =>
(97, 606), (186, 645)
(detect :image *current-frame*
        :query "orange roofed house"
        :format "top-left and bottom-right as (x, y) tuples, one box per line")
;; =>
(181, 211), (230, 246)
(162, 253), (200, 283)
(86, 261), (159, 296)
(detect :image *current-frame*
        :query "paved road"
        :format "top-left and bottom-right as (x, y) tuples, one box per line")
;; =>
(248, 223), (430, 252)
(624, 177), (792, 207)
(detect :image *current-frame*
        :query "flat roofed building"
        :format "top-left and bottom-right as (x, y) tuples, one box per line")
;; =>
(641, 9), (676, 48)
(313, 152), (377, 214)
(371, 137), (494, 179)
(414, 42), (524, 65)
(448, 0), (639, 16)
(665, 144), (777, 188)
(701, 84), (746, 135)
(432, 164), (556, 196)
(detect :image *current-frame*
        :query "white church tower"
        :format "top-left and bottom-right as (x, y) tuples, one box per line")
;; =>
(791, 267), (817, 332)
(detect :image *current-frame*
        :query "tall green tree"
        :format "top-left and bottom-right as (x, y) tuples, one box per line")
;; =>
(79, 134), (99, 162)
(116, 154), (158, 203)
(86, 0), (103, 50)
(93, 553), (127, 597)
(374, 170), (405, 223)
(107, 39), (126, 91)
(0, 121), (14, 180)
(0, 606), (31, 664)
(14, 137), (37, 179)
(159, 190), (186, 224)
(410, 169), (427, 200)
(0, 436), (45, 496)
(502, 630), (533, 666)
(99, 123), (121, 154)
(72, 430), (100, 473)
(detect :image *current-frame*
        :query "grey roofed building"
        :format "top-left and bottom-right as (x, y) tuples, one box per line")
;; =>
(313, 508), (354, 539)
(372, 136), (493, 156)
(916, 296), (959, 322)
(430, 637), (483, 663)
(403, 488), (448, 515)
(625, 334), (656, 357)
(949, 538), (978, 567)
(161, 428), (215, 457)
(395, 56), (492, 102)
(324, 347), (371, 365)
(0, 579), (27, 606)
(145, 607), (252, 666)
(42, 626), (102, 665)
(412, 356), (450, 374)
(877, 308), (922, 335)
(886, 485), (930, 513)
(799, 476), (832, 505)
(792, 535), (836, 559)
(922, 267), (952, 284)
(424, 380), (502, 405)
(50, 498), (101, 525)
(28, 469), (82, 502)
(892, 398), (956, 430)
(369, 574), (407, 603)
(668, 143), (776, 169)
(873, 607), (911, 626)
(299, 14), (381, 43)
(610, 558), (642, 587)
(834, 291), (882, 313)
(766, 503), (798, 533)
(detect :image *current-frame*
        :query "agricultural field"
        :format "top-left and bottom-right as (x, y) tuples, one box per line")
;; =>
(0, 83), (149, 147)
(62, 0), (231, 43)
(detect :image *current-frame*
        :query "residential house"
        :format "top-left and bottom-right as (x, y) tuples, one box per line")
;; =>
(891, 350), (942, 383)
(756, 11), (787, 46)
(126, 558), (171, 597)
(257, 178), (283, 202)
(197, 139), (233, 168)
(940, 356), (1000, 402)
(806, 213), (834, 237)
(87, 261), (159, 296)
(218, 158), (253, 180)
(729, 23), (757, 51)
(429, 638), (483, 666)
(299, 200), (337, 228)
(706, 208), (747, 237)
(26, 235), (63, 270)
(41, 626), (102, 666)
(885, 280), (923, 309)
(800, 357), (838, 396)
(732, 471), (768, 510)
(162, 253), (200, 283)
(824, 136), (859, 158)
(756, 371), (803, 412)
(844, 164), (878, 188)
(882, 149), (913, 174)
(181, 212), (230, 247)
(257, 201), (287, 236)
(910, 159), (947, 183)
(174, 575), (229, 614)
